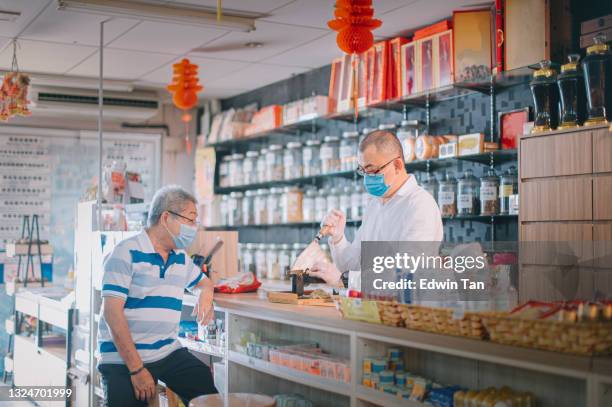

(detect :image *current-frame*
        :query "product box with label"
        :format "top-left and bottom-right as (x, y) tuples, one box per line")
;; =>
(458, 133), (485, 156)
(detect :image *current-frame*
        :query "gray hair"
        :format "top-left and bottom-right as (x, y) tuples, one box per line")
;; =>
(359, 130), (404, 158)
(147, 185), (197, 227)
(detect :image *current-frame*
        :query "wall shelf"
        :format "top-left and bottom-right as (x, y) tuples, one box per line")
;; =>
(356, 385), (424, 407)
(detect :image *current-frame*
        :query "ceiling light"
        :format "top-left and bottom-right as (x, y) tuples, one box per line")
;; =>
(57, 0), (259, 32)
(0, 10), (20, 22)
(245, 42), (264, 48)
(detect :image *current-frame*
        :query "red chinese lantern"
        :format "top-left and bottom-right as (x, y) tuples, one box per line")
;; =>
(328, 0), (381, 117)
(167, 58), (203, 154)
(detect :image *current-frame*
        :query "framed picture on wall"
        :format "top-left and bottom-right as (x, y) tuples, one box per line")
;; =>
(328, 58), (343, 114)
(498, 107), (530, 150)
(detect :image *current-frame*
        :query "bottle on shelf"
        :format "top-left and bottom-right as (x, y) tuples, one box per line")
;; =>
(242, 190), (256, 225)
(315, 188), (328, 222)
(266, 188), (283, 224)
(340, 131), (359, 171)
(480, 168), (499, 216)
(256, 148), (268, 183)
(266, 145), (284, 182)
(283, 142), (303, 180)
(254, 243), (267, 281)
(302, 188), (317, 222)
(320, 135), (341, 174)
(499, 166), (518, 215)
(339, 185), (352, 218)
(303, 139), (321, 177)
(438, 171), (457, 217)
(228, 191), (244, 226)
(457, 169), (480, 216)
(243, 151), (259, 185)
(254, 189), (269, 225)
(421, 171), (439, 202)
(281, 186), (303, 223)
(266, 244), (280, 280)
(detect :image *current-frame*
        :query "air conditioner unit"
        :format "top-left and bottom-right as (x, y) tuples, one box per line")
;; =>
(28, 86), (161, 121)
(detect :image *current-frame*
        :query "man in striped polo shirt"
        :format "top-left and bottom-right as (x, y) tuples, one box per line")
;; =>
(97, 185), (217, 406)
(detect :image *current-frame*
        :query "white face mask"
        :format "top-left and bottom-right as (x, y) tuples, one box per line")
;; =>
(164, 220), (197, 250)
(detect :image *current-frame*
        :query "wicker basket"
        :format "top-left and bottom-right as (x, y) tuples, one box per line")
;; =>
(481, 314), (612, 355)
(377, 301), (404, 327)
(397, 304), (489, 339)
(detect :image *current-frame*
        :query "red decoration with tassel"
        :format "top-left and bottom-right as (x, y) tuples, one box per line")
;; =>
(167, 58), (203, 154)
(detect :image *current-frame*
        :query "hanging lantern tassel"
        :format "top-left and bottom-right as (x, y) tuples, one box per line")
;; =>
(182, 113), (193, 155)
(352, 54), (359, 120)
(217, 0), (222, 21)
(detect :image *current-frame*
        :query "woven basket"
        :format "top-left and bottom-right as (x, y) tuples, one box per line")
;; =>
(398, 304), (489, 339)
(481, 314), (612, 355)
(377, 301), (404, 327)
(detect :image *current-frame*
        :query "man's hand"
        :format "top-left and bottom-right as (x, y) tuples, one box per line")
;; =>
(308, 261), (342, 287)
(192, 277), (214, 325)
(320, 209), (346, 244)
(130, 367), (156, 401)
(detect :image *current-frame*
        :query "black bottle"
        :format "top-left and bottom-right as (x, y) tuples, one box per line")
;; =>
(557, 54), (586, 128)
(530, 60), (559, 133)
(582, 33), (612, 125)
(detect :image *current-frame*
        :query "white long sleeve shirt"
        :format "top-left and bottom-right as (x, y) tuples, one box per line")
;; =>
(330, 175), (443, 272)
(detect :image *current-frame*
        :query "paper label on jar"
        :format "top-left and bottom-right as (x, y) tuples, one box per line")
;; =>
(266, 153), (276, 165)
(243, 161), (253, 172)
(320, 146), (333, 160)
(283, 155), (294, 167)
(339, 146), (354, 159)
(500, 185), (514, 197)
(438, 191), (455, 205)
(480, 185), (497, 201)
(457, 194), (472, 210)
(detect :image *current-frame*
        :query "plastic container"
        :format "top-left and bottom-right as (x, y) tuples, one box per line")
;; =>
(457, 169), (480, 216)
(242, 190), (256, 225)
(302, 140), (321, 177)
(340, 131), (359, 171)
(499, 166), (518, 215)
(228, 191), (243, 226)
(229, 153), (244, 186)
(302, 189), (317, 222)
(219, 155), (232, 187)
(254, 188), (269, 225)
(266, 144), (284, 182)
(421, 172), (439, 202)
(438, 172), (457, 217)
(283, 141), (303, 180)
(256, 148), (268, 183)
(480, 168), (500, 215)
(266, 187), (283, 224)
(266, 244), (280, 280)
(315, 188), (328, 222)
(320, 136), (341, 174)
(243, 151), (259, 185)
(281, 186), (303, 223)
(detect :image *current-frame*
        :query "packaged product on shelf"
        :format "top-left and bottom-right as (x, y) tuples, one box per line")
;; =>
(283, 142), (303, 180)
(254, 189), (269, 224)
(457, 169), (480, 216)
(480, 168), (499, 215)
(415, 135), (440, 160)
(509, 194), (519, 215)
(266, 145), (284, 181)
(438, 141), (458, 159)
(458, 133), (485, 156)
(340, 131), (359, 171)
(257, 148), (268, 183)
(438, 172), (457, 216)
(243, 151), (259, 185)
(245, 105), (283, 136)
(228, 153), (244, 186)
(499, 166), (518, 215)
(242, 190), (256, 225)
(321, 136), (341, 173)
(302, 189), (316, 222)
(302, 139), (321, 177)
(299, 95), (329, 121)
(228, 192), (243, 226)
(266, 188), (283, 224)
(281, 186), (303, 223)
(274, 394), (313, 407)
(282, 100), (301, 125)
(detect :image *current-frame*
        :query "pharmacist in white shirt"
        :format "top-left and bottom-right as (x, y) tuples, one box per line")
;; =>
(309, 130), (443, 286)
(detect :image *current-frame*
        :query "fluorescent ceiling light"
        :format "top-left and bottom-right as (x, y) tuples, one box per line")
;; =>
(0, 10), (20, 22)
(57, 0), (258, 32)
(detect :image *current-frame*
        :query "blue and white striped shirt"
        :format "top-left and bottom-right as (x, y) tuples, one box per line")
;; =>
(97, 231), (205, 365)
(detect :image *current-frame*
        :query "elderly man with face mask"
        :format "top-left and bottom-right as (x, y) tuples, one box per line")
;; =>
(97, 185), (217, 406)
(309, 130), (443, 286)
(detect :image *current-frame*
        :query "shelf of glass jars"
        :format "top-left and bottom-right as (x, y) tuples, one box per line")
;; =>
(205, 215), (518, 231)
(214, 149), (518, 194)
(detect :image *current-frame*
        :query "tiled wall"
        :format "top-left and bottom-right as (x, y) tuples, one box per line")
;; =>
(220, 64), (534, 244)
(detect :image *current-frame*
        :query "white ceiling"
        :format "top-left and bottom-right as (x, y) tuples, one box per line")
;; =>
(0, 0), (486, 99)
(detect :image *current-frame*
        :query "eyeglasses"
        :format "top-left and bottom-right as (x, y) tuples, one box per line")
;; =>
(356, 157), (401, 176)
(167, 210), (199, 227)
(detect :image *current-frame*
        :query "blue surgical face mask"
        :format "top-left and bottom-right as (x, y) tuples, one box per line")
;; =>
(165, 222), (197, 250)
(364, 173), (390, 197)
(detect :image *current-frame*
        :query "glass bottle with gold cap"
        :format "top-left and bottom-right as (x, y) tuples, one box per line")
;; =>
(557, 54), (586, 128)
(530, 60), (559, 133)
(582, 33), (611, 125)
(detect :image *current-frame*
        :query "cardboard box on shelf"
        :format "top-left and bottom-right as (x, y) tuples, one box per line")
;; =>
(245, 105), (283, 136)
(458, 133), (485, 155)
(400, 41), (419, 97)
(453, 9), (492, 82)
(434, 30), (454, 88)
(389, 37), (408, 99)
(367, 41), (389, 105)
(328, 58), (343, 114)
